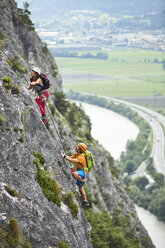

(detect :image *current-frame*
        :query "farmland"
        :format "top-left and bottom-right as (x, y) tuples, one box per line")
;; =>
(55, 49), (165, 97)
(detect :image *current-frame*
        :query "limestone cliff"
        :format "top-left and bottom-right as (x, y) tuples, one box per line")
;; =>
(0, 1), (155, 248)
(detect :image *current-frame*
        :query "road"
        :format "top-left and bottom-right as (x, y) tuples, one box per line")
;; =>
(108, 97), (165, 176)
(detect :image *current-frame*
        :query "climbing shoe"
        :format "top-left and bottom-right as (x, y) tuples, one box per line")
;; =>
(82, 201), (89, 206)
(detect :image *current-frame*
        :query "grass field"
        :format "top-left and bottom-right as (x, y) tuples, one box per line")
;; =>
(55, 48), (165, 97)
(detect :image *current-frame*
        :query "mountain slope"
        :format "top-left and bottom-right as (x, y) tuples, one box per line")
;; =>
(0, 1), (155, 247)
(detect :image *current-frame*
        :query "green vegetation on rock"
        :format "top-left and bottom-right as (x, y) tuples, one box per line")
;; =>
(58, 241), (69, 248)
(53, 90), (93, 141)
(0, 218), (32, 248)
(11, 85), (21, 97)
(63, 191), (78, 218)
(0, 32), (4, 47)
(33, 151), (62, 207)
(84, 199), (140, 247)
(2, 76), (21, 97)
(11, 56), (27, 74)
(5, 185), (22, 198)
(0, 114), (6, 126)
(17, 2), (34, 31)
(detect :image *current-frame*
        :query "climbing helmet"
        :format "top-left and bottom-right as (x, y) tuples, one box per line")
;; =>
(78, 143), (87, 153)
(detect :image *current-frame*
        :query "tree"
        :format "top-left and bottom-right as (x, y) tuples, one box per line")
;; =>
(126, 160), (135, 174)
(153, 58), (159, 63)
(18, 1), (34, 30)
(134, 176), (149, 190)
(149, 186), (165, 222)
(23, 1), (31, 15)
(163, 60), (165, 70)
(96, 52), (108, 60)
(123, 176), (132, 186)
(154, 173), (164, 187)
(53, 90), (69, 116)
(126, 140), (136, 150)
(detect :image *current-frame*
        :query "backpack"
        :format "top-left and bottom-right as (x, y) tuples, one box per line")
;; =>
(79, 150), (95, 173)
(40, 73), (50, 90)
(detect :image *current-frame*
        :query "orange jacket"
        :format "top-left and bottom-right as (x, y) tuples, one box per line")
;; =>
(71, 153), (87, 169)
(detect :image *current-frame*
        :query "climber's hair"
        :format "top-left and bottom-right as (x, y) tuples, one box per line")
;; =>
(30, 71), (40, 82)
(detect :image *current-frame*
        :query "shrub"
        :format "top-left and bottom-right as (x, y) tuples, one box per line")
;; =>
(23, 241), (32, 248)
(63, 191), (78, 218)
(11, 56), (27, 74)
(0, 32), (4, 47)
(134, 176), (149, 190)
(0, 32), (4, 40)
(48, 103), (56, 116)
(58, 241), (69, 248)
(51, 63), (58, 76)
(126, 160), (136, 174)
(0, 115), (6, 126)
(20, 111), (27, 131)
(52, 70), (58, 77)
(0, 224), (7, 246)
(53, 90), (69, 116)
(0, 219), (32, 247)
(7, 218), (24, 247)
(17, 3), (34, 31)
(101, 160), (106, 167)
(33, 152), (62, 207)
(7, 58), (13, 67)
(14, 126), (20, 133)
(2, 76), (12, 83)
(5, 185), (22, 198)
(84, 209), (140, 248)
(33, 151), (45, 165)
(18, 130), (25, 143)
(4, 82), (13, 91)
(11, 85), (21, 97)
(2, 76), (13, 91)
(36, 166), (62, 207)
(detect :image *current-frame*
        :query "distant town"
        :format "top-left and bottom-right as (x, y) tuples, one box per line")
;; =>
(35, 10), (165, 51)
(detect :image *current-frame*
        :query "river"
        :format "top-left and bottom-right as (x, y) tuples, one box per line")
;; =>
(75, 101), (165, 248)
(76, 101), (139, 160)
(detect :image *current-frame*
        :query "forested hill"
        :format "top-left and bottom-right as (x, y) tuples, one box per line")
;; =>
(17, 0), (165, 16)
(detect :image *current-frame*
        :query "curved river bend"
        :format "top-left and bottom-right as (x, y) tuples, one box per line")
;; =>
(75, 101), (165, 248)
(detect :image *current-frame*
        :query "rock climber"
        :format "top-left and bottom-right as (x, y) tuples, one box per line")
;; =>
(61, 143), (89, 206)
(28, 67), (49, 125)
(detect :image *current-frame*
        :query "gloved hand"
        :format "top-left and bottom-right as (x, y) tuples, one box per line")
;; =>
(61, 153), (66, 159)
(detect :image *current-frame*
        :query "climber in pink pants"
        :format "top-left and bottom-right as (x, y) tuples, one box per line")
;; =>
(28, 67), (50, 125)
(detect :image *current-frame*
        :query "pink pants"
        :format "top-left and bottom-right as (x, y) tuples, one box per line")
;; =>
(35, 91), (49, 124)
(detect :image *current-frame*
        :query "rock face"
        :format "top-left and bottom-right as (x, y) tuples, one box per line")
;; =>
(0, 1), (155, 248)
(0, 0), (62, 91)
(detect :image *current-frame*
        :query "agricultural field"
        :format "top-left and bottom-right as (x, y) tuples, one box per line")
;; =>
(55, 49), (165, 97)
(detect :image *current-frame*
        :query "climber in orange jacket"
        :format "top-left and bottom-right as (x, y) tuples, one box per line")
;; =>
(61, 143), (89, 206)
